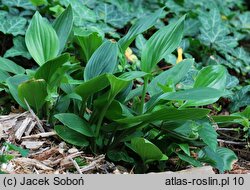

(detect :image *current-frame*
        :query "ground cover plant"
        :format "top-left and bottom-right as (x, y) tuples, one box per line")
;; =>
(0, 0), (249, 174)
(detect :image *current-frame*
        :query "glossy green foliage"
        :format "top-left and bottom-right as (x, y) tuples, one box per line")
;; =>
(18, 79), (48, 113)
(25, 12), (59, 65)
(141, 15), (185, 73)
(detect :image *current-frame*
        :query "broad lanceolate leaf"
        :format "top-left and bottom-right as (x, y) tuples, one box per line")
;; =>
(116, 107), (210, 125)
(75, 74), (110, 99)
(0, 57), (25, 75)
(198, 146), (237, 173)
(74, 29), (103, 63)
(184, 65), (228, 107)
(160, 87), (228, 102)
(6, 75), (29, 108)
(217, 147), (238, 171)
(25, 12), (59, 66)
(54, 113), (94, 137)
(198, 122), (218, 152)
(55, 125), (89, 147)
(118, 9), (163, 52)
(53, 5), (73, 53)
(129, 137), (168, 163)
(35, 53), (70, 87)
(18, 79), (48, 113)
(141, 15), (185, 73)
(176, 153), (202, 167)
(148, 59), (193, 96)
(0, 11), (27, 36)
(194, 65), (227, 89)
(84, 41), (118, 81)
(75, 72), (148, 100)
(0, 70), (10, 83)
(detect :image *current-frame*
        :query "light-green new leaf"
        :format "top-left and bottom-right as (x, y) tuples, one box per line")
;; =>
(141, 15), (185, 73)
(25, 12), (59, 66)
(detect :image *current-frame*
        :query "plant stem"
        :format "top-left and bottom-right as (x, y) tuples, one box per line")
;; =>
(79, 99), (86, 117)
(139, 77), (149, 114)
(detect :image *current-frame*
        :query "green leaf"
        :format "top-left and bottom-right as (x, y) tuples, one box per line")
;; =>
(0, 57), (25, 74)
(217, 147), (238, 171)
(160, 87), (228, 102)
(141, 15), (185, 73)
(148, 59), (193, 96)
(194, 65), (227, 89)
(75, 74), (110, 99)
(54, 113), (94, 137)
(34, 53), (70, 87)
(0, 70), (10, 83)
(6, 75), (29, 108)
(178, 144), (190, 156)
(230, 85), (250, 112)
(105, 100), (133, 120)
(55, 125), (89, 147)
(4, 36), (31, 59)
(118, 9), (162, 52)
(53, 5), (73, 53)
(25, 12), (59, 66)
(29, 0), (47, 6)
(198, 146), (237, 173)
(116, 107), (210, 125)
(2, 0), (35, 9)
(74, 29), (103, 63)
(199, 10), (238, 50)
(60, 0), (96, 26)
(184, 65), (228, 107)
(198, 122), (218, 151)
(0, 11), (27, 36)
(84, 41), (118, 81)
(107, 150), (134, 163)
(212, 115), (249, 128)
(4, 143), (29, 157)
(176, 153), (202, 167)
(95, 3), (132, 29)
(18, 79), (48, 113)
(198, 146), (224, 173)
(129, 137), (168, 163)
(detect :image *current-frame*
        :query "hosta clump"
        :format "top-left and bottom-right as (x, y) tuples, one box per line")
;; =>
(0, 7), (237, 173)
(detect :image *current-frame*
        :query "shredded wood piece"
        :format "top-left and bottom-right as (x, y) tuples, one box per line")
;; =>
(24, 99), (45, 133)
(13, 158), (53, 171)
(80, 154), (105, 173)
(25, 121), (37, 136)
(22, 131), (56, 139)
(15, 117), (32, 140)
(21, 141), (45, 150)
(69, 157), (82, 174)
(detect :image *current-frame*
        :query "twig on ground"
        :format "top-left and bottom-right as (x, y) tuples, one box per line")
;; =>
(217, 139), (248, 145)
(69, 157), (82, 174)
